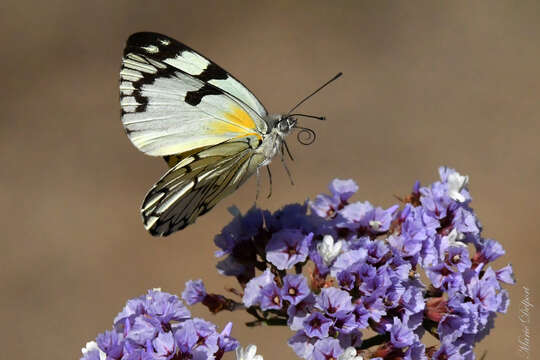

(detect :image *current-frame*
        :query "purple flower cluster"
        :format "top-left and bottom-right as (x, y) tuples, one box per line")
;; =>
(210, 167), (513, 359)
(80, 289), (238, 360)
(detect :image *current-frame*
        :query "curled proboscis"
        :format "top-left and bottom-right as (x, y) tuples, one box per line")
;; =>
(296, 127), (316, 145)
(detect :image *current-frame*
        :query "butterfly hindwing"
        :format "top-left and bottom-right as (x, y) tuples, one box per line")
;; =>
(142, 140), (265, 236)
(120, 32), (268, 156)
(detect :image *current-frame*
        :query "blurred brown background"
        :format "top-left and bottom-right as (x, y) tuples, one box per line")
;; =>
(1, 1), (538, 359)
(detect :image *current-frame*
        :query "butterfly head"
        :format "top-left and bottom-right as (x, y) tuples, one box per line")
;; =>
(276, 115), (298, 136)
(277, 115), (318, 146)
(276, 72), (343, 146)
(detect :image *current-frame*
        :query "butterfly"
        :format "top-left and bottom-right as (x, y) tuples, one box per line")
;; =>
(120, 32), (341, 236)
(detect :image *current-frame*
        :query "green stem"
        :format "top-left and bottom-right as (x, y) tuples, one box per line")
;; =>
(422, 318), (440, 340)
(359, 333), (390, 350)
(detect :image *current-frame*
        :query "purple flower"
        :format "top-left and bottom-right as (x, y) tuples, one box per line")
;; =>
(287, 294), (316, 331)
(316, 288), (354, 316)
(388, 234), (423, 260)
(151, 331), (176, 360)
(182, 279), (207, 305)
(496, 264), (515, 284)
(189, 318), (219, 355)
(358, 267), (392, 298)
(266, 229), (312, 270)
(144, 289), (191, 324)
(452, 207), (479, 236)
(242, 269), (274, 307)
(174, 320), (198, 354)
(312, 338), (344, 360)
(390, 317), (416, 348)
(467, 270), (502, 312)
(205, 169), (514, 360)
(96, 330), (123, 359)
(281, 274), (310, 305)
(217, 322), (239, 353)
(127, 316), (159, 345)
(401, 285), (425, 314)
(445, 245), (471, 273)
(311, 194), (340, 218)
(337, 270), (355, 290)
(398, 206), (432, 255)
(330, 179), (359, 202)
(426, 262), (452, 289)
(214, 207), (264, 257)
(214, 207), (266, 280)
(80, 289), (237, 360)
(288, 331), (316, 359)
(404, 341), (427, 360)
(113, 297), (145, 326)
(331, 249), (368, 277)
(420, 183), (452, 220)
(361, 296), (387, 323)
(332, 311), (357, 334)
(304, 312), (332, 338)
(432, 341), (463, 360)
(216, 255), (252, 279)
(352, 303), (370, 329)
(311, 179), (358, 218)
(265, 203), (319, 233)
(337, 330), (363, 353)
(365, 239), (390, 264)
(474, 239), (505, 264)
(337, 201), (397, 234)
(260, 283), (282, 310)
(438, 312), (467, 342)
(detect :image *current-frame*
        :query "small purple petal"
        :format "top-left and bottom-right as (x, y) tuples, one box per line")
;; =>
(182, 279), (207, 305)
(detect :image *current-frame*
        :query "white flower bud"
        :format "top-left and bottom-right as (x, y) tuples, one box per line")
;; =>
(338, 347), (363, 360)
(236, 344), (264, 360)
(447, 171), (469, 202)
(317, 235), (343, 265)
(81, 341), (106, 360)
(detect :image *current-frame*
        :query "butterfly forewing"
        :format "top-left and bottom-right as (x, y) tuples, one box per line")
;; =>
(120, 33), (269, 156)
(124, 33), (267, 117)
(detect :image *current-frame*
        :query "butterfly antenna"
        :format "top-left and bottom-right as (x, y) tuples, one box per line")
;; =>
(286, 72), (343, 116)
(288, 113), (326, 121)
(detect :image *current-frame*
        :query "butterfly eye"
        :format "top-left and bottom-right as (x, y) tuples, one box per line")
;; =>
(288, 117), (298, 127)
(278, 121), (289, 132)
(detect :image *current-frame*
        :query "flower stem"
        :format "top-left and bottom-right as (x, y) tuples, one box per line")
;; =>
(359, 333), (390, 350)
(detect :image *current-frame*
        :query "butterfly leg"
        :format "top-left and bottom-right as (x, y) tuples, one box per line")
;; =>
(266, 166), (273, 199)
(255, 168), (261, 203)
(283, 140), (295, 161)
(280, 150), (295, 186)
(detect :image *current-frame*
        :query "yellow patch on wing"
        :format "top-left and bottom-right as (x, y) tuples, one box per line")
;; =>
(211, 105), (262, 140)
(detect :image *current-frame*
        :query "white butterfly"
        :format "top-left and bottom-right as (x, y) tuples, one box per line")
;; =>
(120, 32), (340, 236)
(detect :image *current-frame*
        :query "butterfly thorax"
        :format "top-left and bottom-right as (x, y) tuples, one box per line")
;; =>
(257, 115), (297, 166)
